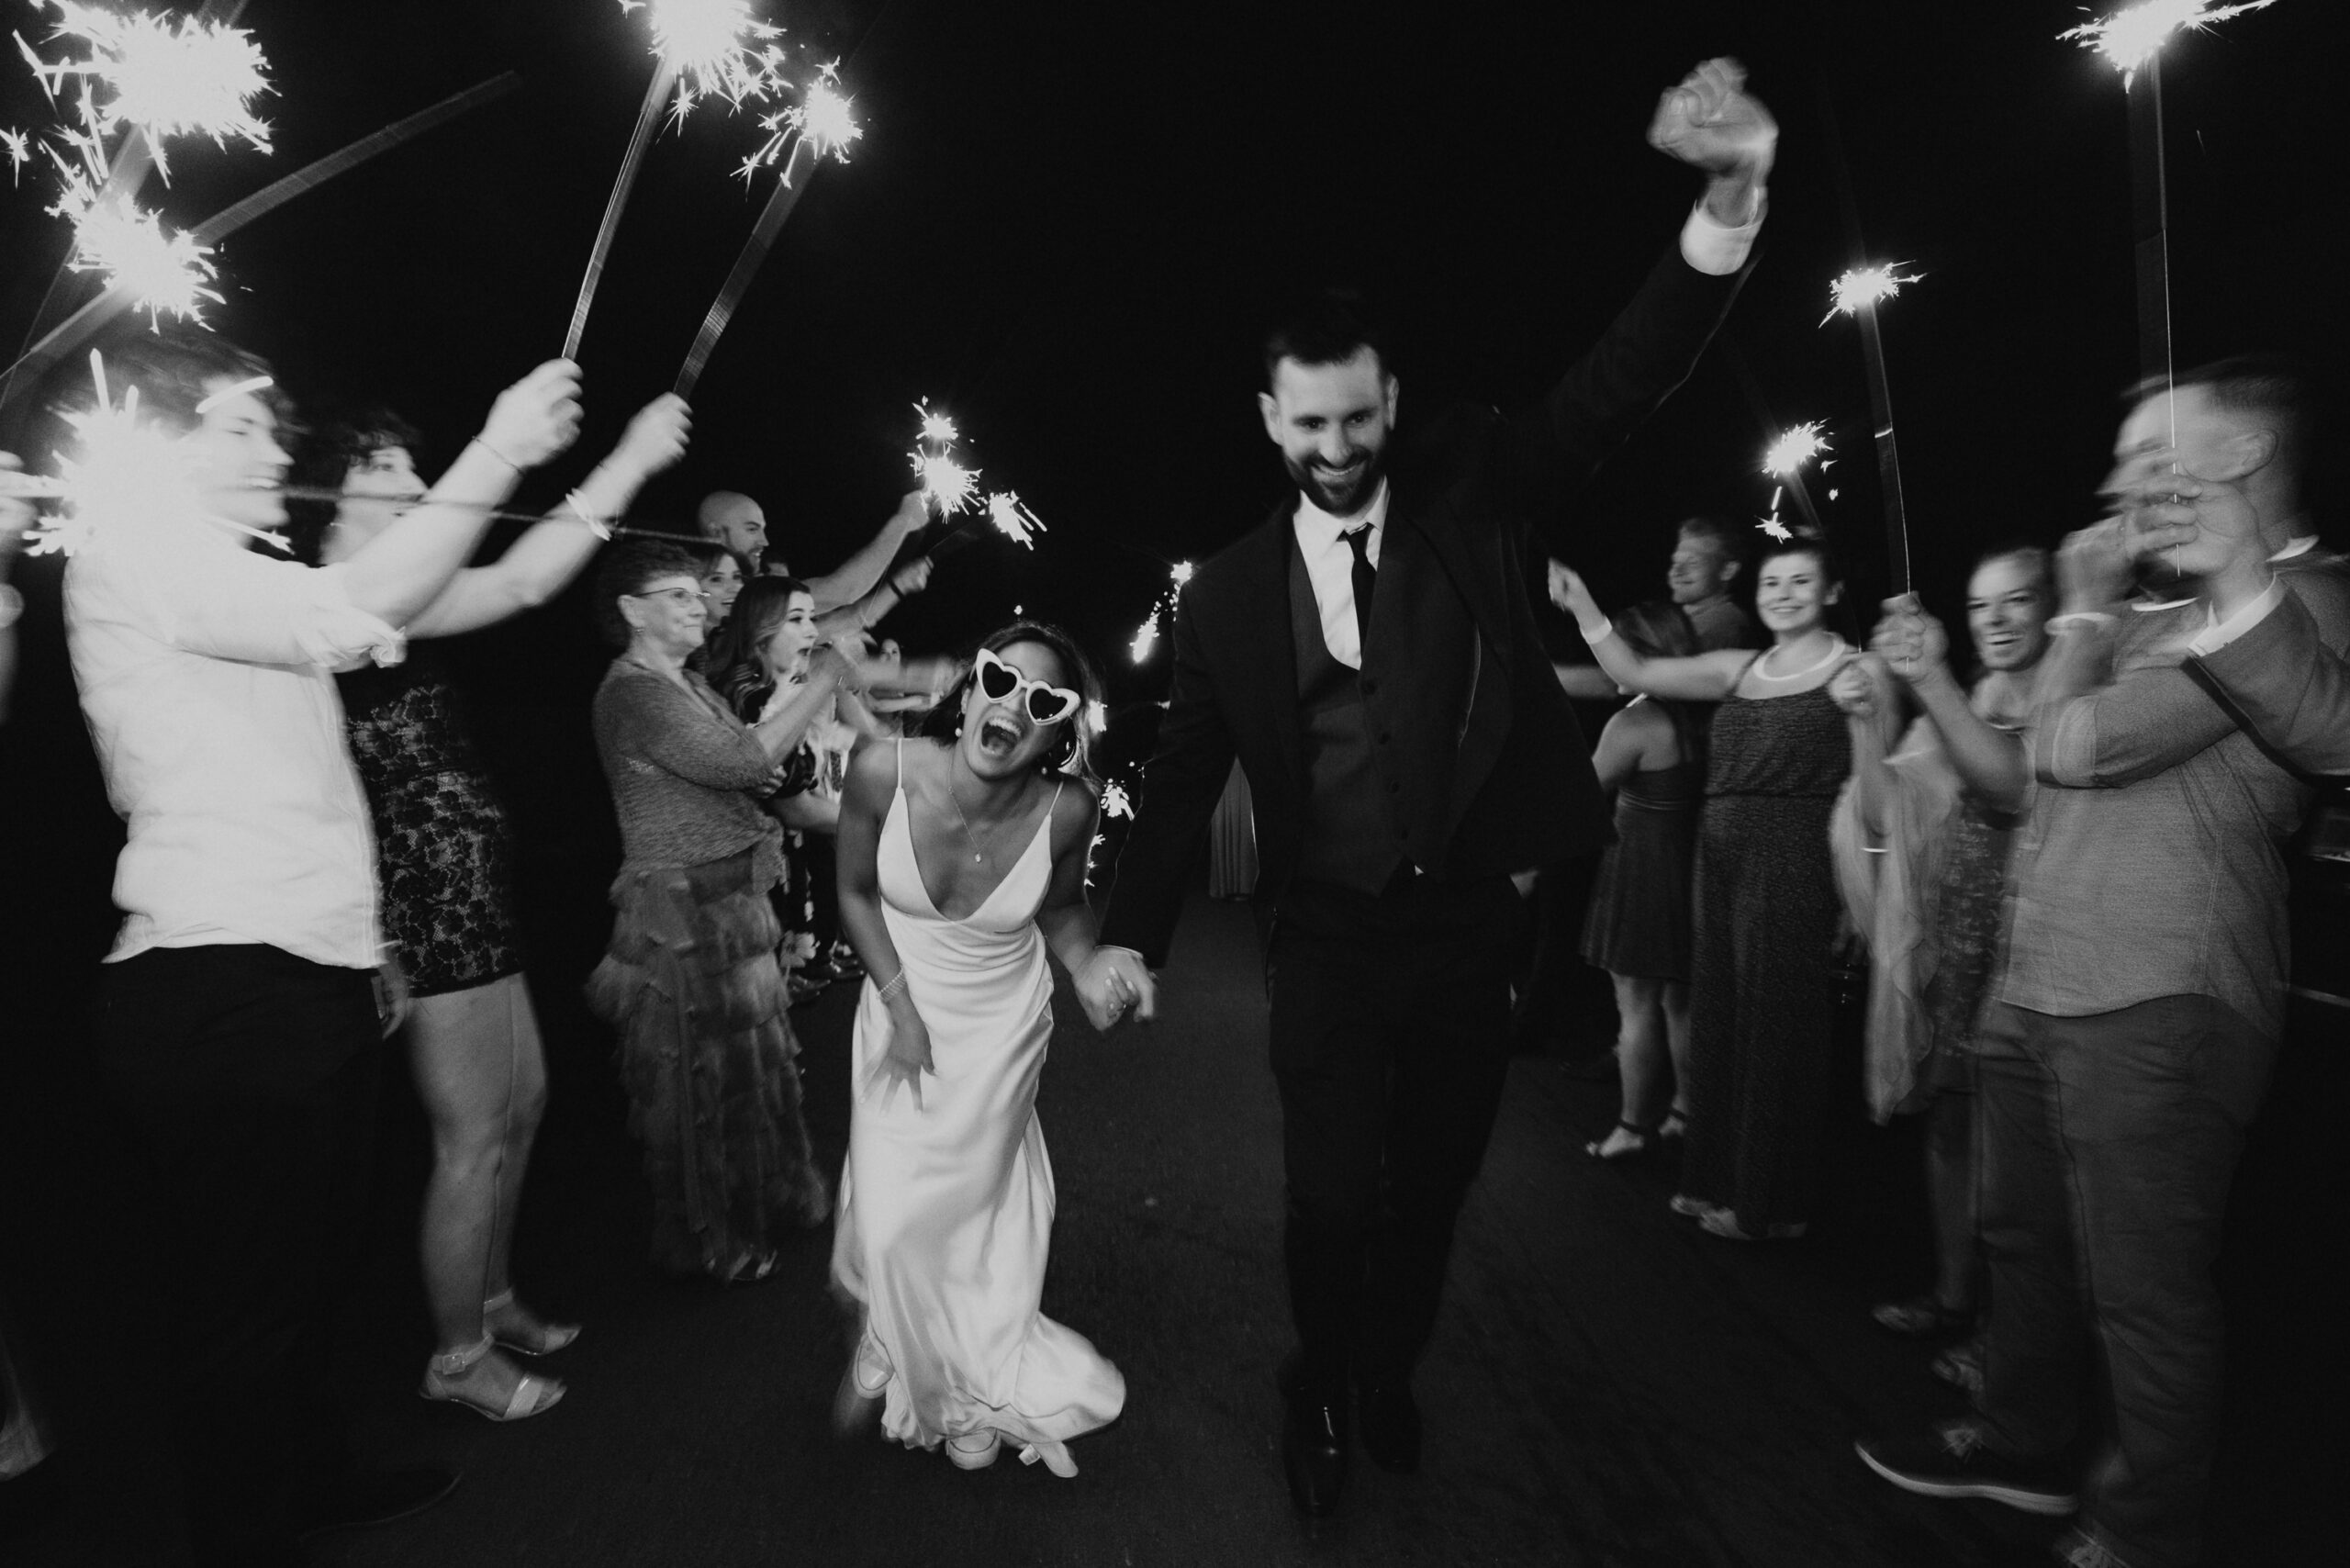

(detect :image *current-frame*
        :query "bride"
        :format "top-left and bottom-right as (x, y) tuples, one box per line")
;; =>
(830, 621), (1127, 1475)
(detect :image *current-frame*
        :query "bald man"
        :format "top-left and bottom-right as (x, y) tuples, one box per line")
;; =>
(696, 489), (928, 617)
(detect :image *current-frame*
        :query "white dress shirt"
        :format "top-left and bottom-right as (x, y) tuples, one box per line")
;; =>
(2184, 536), (2317, 656)
(65, 510), (404, 969)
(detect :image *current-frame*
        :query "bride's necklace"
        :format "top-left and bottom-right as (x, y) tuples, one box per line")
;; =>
(1752, 633), (1848, 682)
(946, 767), (1000, 866)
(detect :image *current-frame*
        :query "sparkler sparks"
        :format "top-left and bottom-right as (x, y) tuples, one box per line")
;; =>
(738, 62), (861, 185)
(1822, 265), (1922, 326)
(1101, 780), (1133, 819)
(1128, 561), (1193, 665)
(913, 400), (958, 446)
(1129, 609), (1160, 665)
(912, 452), (979, 515)
(2061, 0), (2277, 84)
(1762, 421), (1831, 476)
(620, 0), (787, 122)
(3, 127), (28, 183)
(60, 191), (220, 322)
(984, 491), (1046, 549)
(23, 3), (272, 175)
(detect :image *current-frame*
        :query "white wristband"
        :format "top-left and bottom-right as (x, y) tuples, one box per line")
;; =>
(1577, 618), (1616, 645)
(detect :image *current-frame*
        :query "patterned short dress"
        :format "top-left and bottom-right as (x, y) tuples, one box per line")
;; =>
(339, 646), (523, 997)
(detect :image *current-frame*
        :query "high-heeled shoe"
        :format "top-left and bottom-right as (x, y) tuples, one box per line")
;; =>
(420, 1335), (564, 1421)
(484, 1289), (579, 1356)
(946, 1430), (1002, 1470)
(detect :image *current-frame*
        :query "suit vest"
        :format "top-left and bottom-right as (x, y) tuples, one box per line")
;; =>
(1288, 535), (1404, 893)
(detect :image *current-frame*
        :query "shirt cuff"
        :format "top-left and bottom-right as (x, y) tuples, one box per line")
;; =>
(303, 562), (407, 669)
(1680, 195), (1764, 277)
(2186, 578), (2284, 657)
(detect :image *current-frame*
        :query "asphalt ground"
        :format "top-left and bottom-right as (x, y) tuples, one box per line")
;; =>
(3, 887), (2339, 1568)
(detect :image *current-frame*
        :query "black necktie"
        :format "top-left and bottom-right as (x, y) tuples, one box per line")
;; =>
(1344, 524), (1376, 654)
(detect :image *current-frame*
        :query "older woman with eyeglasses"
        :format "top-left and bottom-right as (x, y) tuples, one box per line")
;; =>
(584, 543), (869, 1282)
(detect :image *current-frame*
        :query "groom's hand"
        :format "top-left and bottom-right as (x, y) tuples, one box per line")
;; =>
(1075, 947), (1158, 1032)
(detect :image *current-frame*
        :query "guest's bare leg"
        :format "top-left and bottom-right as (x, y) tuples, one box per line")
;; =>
(1662, 979), (1693, 1127)
(1595, 973), (1667, 1156)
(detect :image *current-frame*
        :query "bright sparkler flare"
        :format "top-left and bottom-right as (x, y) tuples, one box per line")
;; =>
(1085, 700), (1110, 736)
(739, 63), (861, 183)
(984, 491), (1046, 549)
(1762, 421), (1831, 476)
(913, 400), (958, 446)
(62, 192), (221, 322)
(1101, 780), (1133, 818)
(1822, 265), (1922, 326)
(912, 452), (979, 516)
(24, 353), (185, 556)
(1130, 607), (1161, 665)
(620, 0), (787, 121)
(1169, 560), (1194, 588)
(1757, 515), (1794, 543)
(2061, 0), (2277, 84)
(27, 2), (272, 177)
(3, 127), (28, 184)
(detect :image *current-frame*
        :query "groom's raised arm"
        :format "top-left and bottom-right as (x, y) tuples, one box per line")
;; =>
(1491, 58), (1773, 536)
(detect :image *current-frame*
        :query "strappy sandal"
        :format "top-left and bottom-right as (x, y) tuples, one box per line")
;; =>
(1871, 1294), (1974, 1339)
(420, 1335), (565, 1422)
(1584, 1120), (1653, 1160)
(484, 1289), (580, 1357)
(1657, 1109), (1689, 1141)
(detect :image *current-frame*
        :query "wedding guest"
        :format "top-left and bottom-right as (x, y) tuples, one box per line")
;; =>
(1856, 369), (2350, 1568)
(61, 325), (579, 1563)
(584, 543), (846, 1282)
(1828, 546), (2053, 1358)
(1576, 601), (1706, 1159)
(698, 487), (928, 610)
(1554, 538), (1852, 1241)
(299, 392), (690, 1420)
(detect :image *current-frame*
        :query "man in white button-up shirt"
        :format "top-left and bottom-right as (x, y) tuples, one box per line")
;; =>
(59, 326), (581, 1564)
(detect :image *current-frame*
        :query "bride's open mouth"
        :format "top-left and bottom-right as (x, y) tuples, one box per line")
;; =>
(975, 714), (1024, 756)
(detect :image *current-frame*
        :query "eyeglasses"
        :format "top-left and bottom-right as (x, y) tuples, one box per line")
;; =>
(626, 588), (709, 608)
(974, 646), (1080, 725)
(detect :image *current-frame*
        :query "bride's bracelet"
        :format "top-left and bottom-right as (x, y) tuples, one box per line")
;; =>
(875, 969), (909, 1002)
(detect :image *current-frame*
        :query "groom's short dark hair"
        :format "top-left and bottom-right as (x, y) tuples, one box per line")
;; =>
(1263, 288), (1391, 389)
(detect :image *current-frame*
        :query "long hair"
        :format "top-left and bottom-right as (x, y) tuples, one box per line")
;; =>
(707, 574), (812, 714)
(284, 405), (424, 565)
(1612, 599), (1707, 772)
(917, 619), (1106, 786)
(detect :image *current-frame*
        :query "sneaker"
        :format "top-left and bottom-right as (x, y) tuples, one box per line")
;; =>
(1854, 1422), (2077, 1516)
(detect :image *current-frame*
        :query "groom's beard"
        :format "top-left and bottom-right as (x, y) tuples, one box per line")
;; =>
(1285, 443), (1386, 518)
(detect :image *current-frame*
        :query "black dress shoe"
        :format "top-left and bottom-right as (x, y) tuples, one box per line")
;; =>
(1358, 1382), (1422, 1473)
(1282, 1394), (1348, 1516)
(292, 1466), (460, 1538)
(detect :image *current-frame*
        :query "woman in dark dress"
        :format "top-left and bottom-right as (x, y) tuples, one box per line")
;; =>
(1552, 539), (1853, 1239)
(308, 395), (689, 1417)
(1577, 600), (1707, 1160)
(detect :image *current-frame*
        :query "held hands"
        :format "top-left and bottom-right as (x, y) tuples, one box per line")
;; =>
(1073, 947), (1158, 1033)
(867, 1004), (935, 1113)
(1870, 595), (1950, 685)
(480, 360), (585, 470)
(610, 393), (692, 481)
(1649, 57), (1776, 192)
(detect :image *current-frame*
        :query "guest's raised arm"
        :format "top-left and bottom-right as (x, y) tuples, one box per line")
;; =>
(1549, 562), (1751, 701)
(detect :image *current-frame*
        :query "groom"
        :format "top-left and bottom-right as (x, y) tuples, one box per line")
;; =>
(1076, 60), (1774, 1515)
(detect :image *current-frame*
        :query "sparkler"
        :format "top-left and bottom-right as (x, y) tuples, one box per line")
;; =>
(984, 491), (1045, 549)
(20, 2), (272, 178)
(2062, 0), (2276, 85)
(1101, 780), (1133, 819)
(0, 73), (524, 403)
(1822, 263), (1919, 591)
(2061, 1), (2282, 436)
(1758, 421), (1830, 545)
(1128, 560), (1193, 665)
(565, 0), (788, 361)
(3, 127), (28, 182)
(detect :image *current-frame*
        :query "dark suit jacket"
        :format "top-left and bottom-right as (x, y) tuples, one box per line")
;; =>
(1100, 243), (1751, 968)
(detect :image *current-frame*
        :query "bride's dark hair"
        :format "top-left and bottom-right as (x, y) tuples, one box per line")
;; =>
(918, 619), (1105, 787)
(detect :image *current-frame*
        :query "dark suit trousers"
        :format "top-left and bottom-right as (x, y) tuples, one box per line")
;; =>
(92, 945), (381, 1568)
(1267, 874), (1516, 1394)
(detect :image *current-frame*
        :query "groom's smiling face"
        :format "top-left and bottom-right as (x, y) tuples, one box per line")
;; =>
(1259, 347), (1397, 519)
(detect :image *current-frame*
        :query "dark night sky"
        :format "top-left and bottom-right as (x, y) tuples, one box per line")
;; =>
(4, 0), (2344, 746)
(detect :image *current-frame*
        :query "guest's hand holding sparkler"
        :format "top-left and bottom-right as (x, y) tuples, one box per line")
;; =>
(1647, 57), (1775, 224)
(1870, 596), (1953, 686)
(2057, 518), (2141, 615)
(1826, 655), (1881, 720)
(2112, 462), (2273, 620)
(478, 360), (587, 471)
